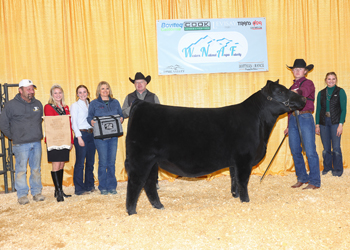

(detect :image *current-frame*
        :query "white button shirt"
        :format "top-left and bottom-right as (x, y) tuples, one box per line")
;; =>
(70, 99), (92, 138)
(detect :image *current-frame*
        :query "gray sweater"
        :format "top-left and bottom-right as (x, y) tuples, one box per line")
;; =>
(0, 93), (43, 144)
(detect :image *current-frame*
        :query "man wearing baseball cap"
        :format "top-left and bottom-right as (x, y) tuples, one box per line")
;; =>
(0, 79), (45, 204)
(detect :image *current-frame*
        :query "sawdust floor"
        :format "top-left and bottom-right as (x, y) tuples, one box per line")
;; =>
(0, 169), (350, 250)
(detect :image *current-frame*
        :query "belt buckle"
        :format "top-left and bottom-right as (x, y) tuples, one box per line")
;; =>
(294, 110), (299, 116)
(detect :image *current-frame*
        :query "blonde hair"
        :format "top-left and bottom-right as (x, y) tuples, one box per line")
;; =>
(95, 81), (113, 99)
(324, 72), (338, 83)
(48, 84), (66, 106)
(76, 85), (91, 103)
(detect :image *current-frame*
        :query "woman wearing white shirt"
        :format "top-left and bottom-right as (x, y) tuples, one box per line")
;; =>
(71, 85), (96, 195)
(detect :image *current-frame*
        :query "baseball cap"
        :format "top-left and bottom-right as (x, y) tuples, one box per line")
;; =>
(19, 79), (36, 88)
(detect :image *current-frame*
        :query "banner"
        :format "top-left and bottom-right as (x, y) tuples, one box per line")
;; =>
(157, 18), (268, 75)
(44, 115), (71, 151)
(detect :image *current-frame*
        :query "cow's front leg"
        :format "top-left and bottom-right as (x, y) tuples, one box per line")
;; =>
(229, 166), (239, 198)
(238, 182), (250, 203)
(236, 164), (252, 203)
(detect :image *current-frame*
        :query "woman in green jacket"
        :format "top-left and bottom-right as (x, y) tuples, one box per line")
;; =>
(315, 72), (347, 176)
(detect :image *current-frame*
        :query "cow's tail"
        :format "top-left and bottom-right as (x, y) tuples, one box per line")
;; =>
(124, 153), (130, 174)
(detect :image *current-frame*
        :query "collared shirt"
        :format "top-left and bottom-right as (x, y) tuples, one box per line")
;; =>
(71, 99), (92, 138)
(290, 77), (315, 112)
(122, 89), (160, 118)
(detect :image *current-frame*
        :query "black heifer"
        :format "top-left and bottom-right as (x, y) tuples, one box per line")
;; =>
(125, 80), (306, 215)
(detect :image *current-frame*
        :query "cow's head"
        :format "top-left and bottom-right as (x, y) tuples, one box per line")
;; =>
(261, 80), (306, 113)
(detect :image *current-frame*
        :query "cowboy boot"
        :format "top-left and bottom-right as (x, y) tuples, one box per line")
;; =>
(51, 171), (64, 202)
(54, 169), (72, 198)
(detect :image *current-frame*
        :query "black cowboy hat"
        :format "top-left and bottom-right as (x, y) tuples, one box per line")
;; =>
(287, 59), (314, 71)
(129, 72), (151, 84)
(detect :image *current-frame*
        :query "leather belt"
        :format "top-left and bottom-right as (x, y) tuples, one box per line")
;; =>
(325, 112), (331, 117)
(80, 129), (93, 133)
(292, 110), (312, 116)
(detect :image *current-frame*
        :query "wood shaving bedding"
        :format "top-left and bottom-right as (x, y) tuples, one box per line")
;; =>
(0, 169), (349, 249)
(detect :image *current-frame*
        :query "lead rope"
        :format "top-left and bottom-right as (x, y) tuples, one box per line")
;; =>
(294, 110), (305, 153)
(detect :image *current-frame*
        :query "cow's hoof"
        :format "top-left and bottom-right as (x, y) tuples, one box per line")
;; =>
(127, 209), (137, 216)
(152, 204), (165, 210)
(231, 192), (239, 198)
(240, 197), (250, 203)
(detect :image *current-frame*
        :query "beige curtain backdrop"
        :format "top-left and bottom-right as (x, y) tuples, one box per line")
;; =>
(0, 0), (349, 190)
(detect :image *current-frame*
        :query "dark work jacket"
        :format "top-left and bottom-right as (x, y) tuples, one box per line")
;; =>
(127, 90), (156, 106)
(319, 86), (341, 125)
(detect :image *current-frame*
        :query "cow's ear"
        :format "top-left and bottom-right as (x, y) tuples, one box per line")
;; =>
(265, 80), (272, 90)
(263, 80), (272, 95)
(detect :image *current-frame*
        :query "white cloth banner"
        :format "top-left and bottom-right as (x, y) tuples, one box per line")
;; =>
(157, 18), (268, 75)
(44, 115), (71, 151)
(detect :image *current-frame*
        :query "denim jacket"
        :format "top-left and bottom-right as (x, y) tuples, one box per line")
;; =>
(87, 95), (123, 126)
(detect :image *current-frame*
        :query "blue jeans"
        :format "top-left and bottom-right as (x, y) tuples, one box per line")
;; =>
(289, 113), (320, 187)
(94, 137), (118, 191)
(73, 131), (96, 195)
(12, 141), (43, 198)
(320, 117), (343, 176)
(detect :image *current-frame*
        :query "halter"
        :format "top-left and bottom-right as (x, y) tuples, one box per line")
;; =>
(261, 87), (292, 111)
(266, 96), (291, 110)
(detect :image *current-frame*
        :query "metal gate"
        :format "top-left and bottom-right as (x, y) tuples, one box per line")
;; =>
(0, 83), (19, 193)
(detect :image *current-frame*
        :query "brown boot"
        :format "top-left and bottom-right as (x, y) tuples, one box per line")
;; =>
(302, 184), (320, 190)
(291, 181), (308, 188)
